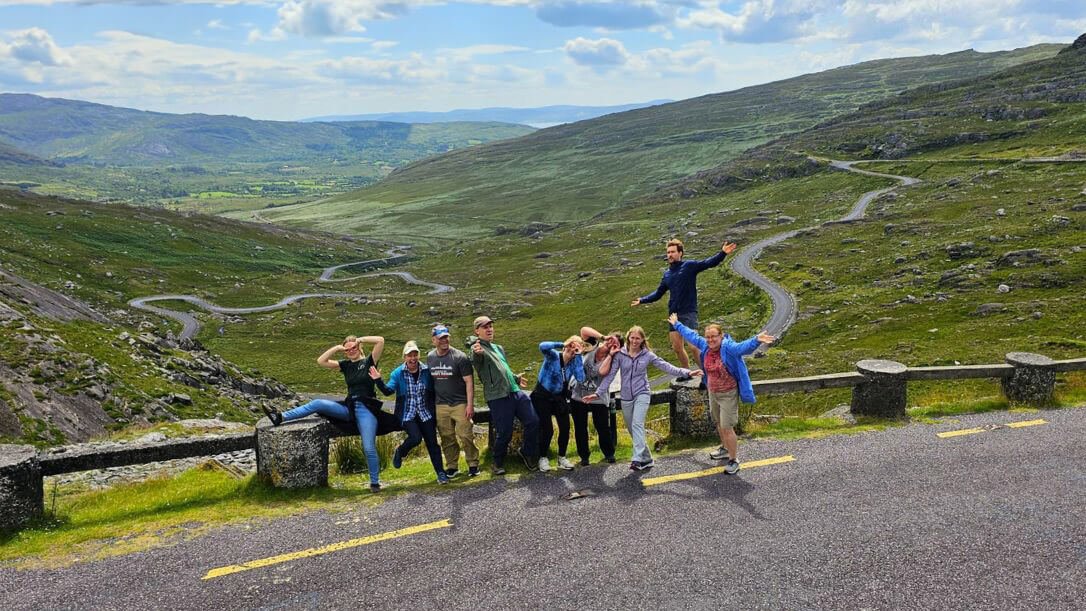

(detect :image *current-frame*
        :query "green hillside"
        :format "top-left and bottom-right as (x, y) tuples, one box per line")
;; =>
(257, 44), (1063, 243)
(0, 94), (534, 210)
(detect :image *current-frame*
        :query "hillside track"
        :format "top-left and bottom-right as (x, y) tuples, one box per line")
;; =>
(728, 159), (920, 348)
(3, 407), (1082, 609)
(129, 247), (452, 340)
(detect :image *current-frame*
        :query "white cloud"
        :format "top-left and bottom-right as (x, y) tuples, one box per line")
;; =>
(207, 19), (229, 30)
(680, 0), (824, 43)
(438, 44), (531, 62)
(563, 36), (630, 68)
(0, 27), (71, 67)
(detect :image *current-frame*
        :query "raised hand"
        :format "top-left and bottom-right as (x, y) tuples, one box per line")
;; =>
(722, 241), (737, 254)
(668, 313), (678, 325)
(368, 366), (382, 380)
(471, 340), (483, 354)
(757, 332), (776, 344)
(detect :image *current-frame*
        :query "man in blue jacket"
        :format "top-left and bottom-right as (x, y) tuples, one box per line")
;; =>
(669, 313), (774, 474)
(632, 239), (737, 377)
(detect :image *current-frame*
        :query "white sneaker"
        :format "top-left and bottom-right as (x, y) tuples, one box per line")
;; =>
(557, 456), (575, 470)
(538, 457), (552, 472)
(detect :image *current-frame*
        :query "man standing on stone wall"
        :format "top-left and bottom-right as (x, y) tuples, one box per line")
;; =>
(428, 324), (480, 478)
(631, 238), (737, 378)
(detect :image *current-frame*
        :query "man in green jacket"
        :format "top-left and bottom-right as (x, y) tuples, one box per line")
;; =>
(466, 315), (539, 475)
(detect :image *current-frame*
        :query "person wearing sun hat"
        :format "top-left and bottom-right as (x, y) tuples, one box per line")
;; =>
(466, 315), (540, 475)
(427, 323), (479, 478)
(372, 340), (449, 484)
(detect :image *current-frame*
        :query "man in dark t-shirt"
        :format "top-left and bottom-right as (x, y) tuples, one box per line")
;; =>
(427, 324), (478, 477)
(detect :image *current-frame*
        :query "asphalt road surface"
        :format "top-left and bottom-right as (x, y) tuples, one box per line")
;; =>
(4, 408), (1083, 610)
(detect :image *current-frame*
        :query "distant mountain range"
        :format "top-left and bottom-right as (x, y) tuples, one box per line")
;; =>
(302, 101), (672, 128)
(0, 94), (534, 167)
(265, 43), (1064, 242)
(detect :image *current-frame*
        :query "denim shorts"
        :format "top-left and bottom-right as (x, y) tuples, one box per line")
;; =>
(667, 311), (699, 334)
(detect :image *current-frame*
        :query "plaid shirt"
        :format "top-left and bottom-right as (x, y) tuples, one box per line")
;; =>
(402, 368), (433, 422)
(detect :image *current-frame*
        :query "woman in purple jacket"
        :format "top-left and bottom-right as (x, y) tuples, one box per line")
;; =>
(586, 326), (699, 471)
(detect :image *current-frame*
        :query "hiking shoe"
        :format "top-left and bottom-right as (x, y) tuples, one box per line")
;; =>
(709, 447), (729, 461)
(557, 456), (575, 471)
(492, 465), (506, 476)
(629, 461), (641, 471)
(638, 459), (655, 471)
(605, 456), (616, 464)
(261, 404), (283, 426)
(445, 468), (460, 479)
(579, 458), (590, 467)
(392, 447), (403, 469)
(519, 449), (537, 471)
(538, 457), (552, 472)
(369, 481), (384, 493)
(468, 466), (480, 477)
(724, 460), (740, 475)
(437, 472), (450, 484)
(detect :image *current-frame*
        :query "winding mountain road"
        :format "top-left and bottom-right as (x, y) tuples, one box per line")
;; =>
(728, 160), (920, 342)
(133, 160), (918, 344)
(129, 248), (452, 340)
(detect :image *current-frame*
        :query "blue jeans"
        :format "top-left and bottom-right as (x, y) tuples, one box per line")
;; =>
(282, 399), (380, 485)
(622, 393), (652, 463)
(399, 416), (445, 476)
(488, 391), (539, 468)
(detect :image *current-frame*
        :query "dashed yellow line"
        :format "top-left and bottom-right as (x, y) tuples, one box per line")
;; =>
(641, 455), (795, 487)
(202, 519), (453, 580)
(1006, 418), (1047, 428)
(937, 427), (986, 438)
(937, 418), (1048, 438)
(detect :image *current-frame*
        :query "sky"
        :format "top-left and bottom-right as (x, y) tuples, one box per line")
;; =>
(0, 1), (1083, 121)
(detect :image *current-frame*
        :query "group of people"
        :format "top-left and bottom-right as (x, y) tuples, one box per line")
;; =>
(262, 238), (774, 491)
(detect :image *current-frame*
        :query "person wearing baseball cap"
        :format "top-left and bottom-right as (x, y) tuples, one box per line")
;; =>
(427, 324), (479, 478)
(466, 315), (540, 474)
(372, 339), (449, 484)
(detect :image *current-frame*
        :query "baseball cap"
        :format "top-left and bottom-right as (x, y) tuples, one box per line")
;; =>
(402, 340), (420, 355)
(432, 325), (450, 338)
(473, 315), (494, 329)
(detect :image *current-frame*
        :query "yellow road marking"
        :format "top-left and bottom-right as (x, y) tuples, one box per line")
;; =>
(1006, 419), (1047, 428)
(641, 455), (795, 487)
(202, 519), (453, 580)
(938, 418), (1048, 438)
(937, 427), (986, 438)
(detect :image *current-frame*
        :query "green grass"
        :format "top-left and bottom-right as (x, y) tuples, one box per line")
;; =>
(0, 466), (371, 568)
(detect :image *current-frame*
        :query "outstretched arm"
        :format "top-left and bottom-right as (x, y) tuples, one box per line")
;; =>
(369, 366), (395, 396)
(633, 279), (667, 306)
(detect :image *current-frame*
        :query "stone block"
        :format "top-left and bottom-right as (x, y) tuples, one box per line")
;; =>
(0, 444), (43, 531)
(1002, 352), (1056, 407)
(851, 359), (908, 419)
(669, 381), (715, 438)
(256, 417), (331, 488)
